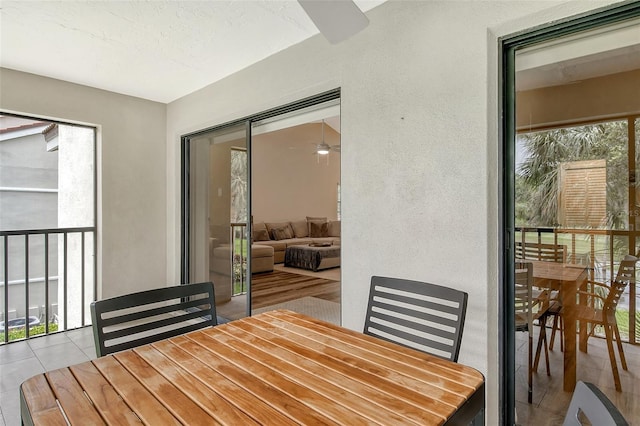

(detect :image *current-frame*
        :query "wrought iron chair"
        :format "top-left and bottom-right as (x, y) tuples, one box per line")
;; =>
(90, 281), (218, 357)
(563, 381), (628, 425)
(363, 276), (467, 362)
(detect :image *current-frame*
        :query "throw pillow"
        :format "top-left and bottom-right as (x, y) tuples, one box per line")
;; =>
(307, 216), (327, 235)
(328, 220), (341, 237)
(271, 226), (293, 240)
(290, 220), (309, 238)
(265, 222), (292, 239)
(253, 229), (270, 241)
(306, 216), (327, 222)
(309, 221), (329, 238)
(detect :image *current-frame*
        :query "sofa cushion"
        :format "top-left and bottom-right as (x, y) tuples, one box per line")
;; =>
(328, 220), (340, 237)
(306, 216), (327, 235)
(290, 220), (309, 238)
(254, 240), (287, 252)
(253, 222), (268, 233)
(253, 228), (270, 241)
(271, 226), (294, 240)
(285, 238), (313, 247)
(309, 221), (329, 237)
(310, 237), (335, 245)
(265, 222), (293, 239)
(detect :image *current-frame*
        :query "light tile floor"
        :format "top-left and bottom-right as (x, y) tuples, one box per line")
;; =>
(0, 327), (97, 426)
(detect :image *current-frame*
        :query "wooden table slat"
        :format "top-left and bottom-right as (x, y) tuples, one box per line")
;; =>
(248, 312), (480, 394)
(69, 362), (142, 425)
(226, 314), (469, 418)
(217, 320), (440, 425)
(21, 310), (485, 426)
(20, 374), (68, 426)
(114, 349), (219, 425)
(92, 356), (181, 425)
(133, 343), (260, 425)
(266, 310), (483, 383)
(186, 331), (360, 425)
(45, 368), (105, 425)
(172, 334), (342, 425)
(150, 338), (298, 426)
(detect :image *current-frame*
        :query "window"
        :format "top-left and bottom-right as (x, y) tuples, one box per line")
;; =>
(0, 114), (96, 342)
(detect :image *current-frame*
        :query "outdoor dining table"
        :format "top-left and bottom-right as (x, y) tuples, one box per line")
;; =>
(20, 309), (485, 425)
(530, 260), (588, 392)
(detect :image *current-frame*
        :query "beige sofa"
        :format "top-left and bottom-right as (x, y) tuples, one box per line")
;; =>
(252, 218), (341, 264)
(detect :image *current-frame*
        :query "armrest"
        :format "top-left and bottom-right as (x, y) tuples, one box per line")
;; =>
(589, 281), (610, 289)
(576, 290), (606, 303)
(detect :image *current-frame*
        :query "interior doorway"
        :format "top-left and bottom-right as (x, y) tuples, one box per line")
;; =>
(181, 91), (341, 324)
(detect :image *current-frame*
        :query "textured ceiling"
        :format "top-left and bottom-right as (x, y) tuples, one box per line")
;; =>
(0, 0), (385, 103)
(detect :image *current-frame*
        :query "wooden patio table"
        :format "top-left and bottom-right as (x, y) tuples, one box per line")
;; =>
(530, 260), (588, 392)
(20, 310), (485, 425)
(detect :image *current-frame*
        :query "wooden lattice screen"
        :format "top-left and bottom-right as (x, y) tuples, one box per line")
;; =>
(557, 159), (607, 228)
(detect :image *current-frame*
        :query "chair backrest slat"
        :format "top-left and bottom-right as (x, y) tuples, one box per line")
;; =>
(364, 276), (468, 361)
(90, 282), (217, 357)
(604, 255), (637, 321)
(515, 242), (566, 263)
(514, 261), (535, 331)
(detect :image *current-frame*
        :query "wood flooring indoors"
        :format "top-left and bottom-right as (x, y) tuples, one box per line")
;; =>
(215, 268), (341, 321)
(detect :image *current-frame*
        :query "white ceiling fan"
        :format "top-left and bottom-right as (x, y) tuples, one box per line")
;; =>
(298, 0), (369, 44)
(314, 119), (340, 155)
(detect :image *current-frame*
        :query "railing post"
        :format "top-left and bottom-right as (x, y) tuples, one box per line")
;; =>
(81, 231), (85, 327)
(45, 233), (49, 334)
(3, 236), (8, 343)
(0, 227), (96, 343)
(24, 234), (29, 339)
(63, 232), (68, 331)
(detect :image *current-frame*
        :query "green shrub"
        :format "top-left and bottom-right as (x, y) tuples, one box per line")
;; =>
(0, 323), (59, 342)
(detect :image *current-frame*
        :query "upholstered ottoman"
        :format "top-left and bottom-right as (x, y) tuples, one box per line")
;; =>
(284, 244), (340, 272)
(251, 244), (275, 273)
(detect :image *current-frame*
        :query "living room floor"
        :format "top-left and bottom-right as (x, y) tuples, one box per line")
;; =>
(273, 263), (340, 281)
(215, 266), (341, 321)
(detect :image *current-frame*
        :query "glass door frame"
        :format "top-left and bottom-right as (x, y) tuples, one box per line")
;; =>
(499, 3), (640, 424)
(180, 89), (341, 317)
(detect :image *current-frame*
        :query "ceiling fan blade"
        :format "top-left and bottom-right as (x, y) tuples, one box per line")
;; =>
(298, 0), (369, 44)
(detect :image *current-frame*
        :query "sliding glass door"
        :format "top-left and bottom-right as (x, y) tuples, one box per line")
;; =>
(184, 123), (250, 320)
(502, 6), (640, 424)
(182, 89), (342, 323)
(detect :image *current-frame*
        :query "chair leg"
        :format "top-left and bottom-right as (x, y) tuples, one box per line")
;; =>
(559, 316), (564, 352)
(604, 325), (622, 392)
(542, 321), (550, 376)
(549, 315), (558, 351)
(613, 323), (628, 371)
(528, 334), (533, 404)
(533, 320), (550, 376)
(549, 314), (564, 352)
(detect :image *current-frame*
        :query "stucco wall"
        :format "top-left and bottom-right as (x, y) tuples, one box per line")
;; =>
(166, 1), (621, 422)
(0, 68), (167, 299)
